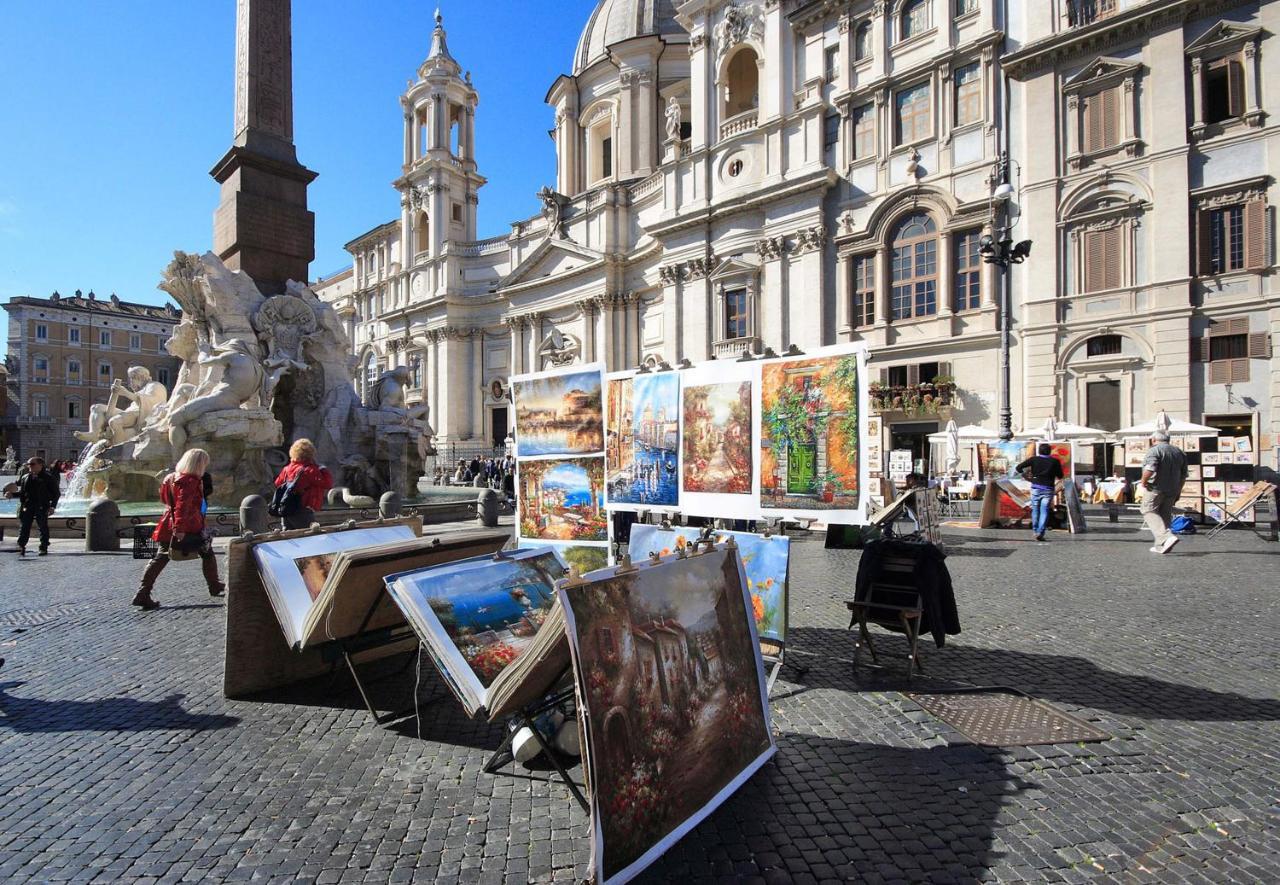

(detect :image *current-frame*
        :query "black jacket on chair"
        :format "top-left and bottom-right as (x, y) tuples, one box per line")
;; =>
(854, 538), (960, 648)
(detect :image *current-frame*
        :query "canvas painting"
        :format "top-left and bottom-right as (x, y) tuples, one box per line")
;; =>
(682, 381), (752, 495)
(1124, 442), (1147, 468)
(519, 457), (607, 542)
(1187, 465), (1202, 480)
(386, 549), (565, 692)
(1206, 503), (1227, 523)
(1218, 437), (1235, 453)
(1203, 452), (1221, 465)
(759, 347), (864, 516)
(1228, 482), (1254, 501)
(977, 441), (1036, 481)
(513, 365), (604, 458)
(1205, 482), (1225, 502)
(560, 547), (775, 884)
(518, 540), (609, 575)
(1234, 451), (1254, 465)
(1204, 465), (1217, 478)
(606, 372), (680, 507)
(627, 524), (791, 648)
(1235, 437), (1253, 453)
(294, 553), (336, 602)
(1043, 441), (1073, 478)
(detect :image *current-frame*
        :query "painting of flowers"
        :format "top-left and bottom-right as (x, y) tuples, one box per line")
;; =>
(759, 350), (862, 513)
(682, 381), (752, 495)
(627, 525), (790, 649)
(560, 547), (775, 884)
(519, 457), (608, 542)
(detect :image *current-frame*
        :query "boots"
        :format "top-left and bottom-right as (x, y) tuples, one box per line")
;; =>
(133, 556), (167, 610)
(202, 552), (226, 597)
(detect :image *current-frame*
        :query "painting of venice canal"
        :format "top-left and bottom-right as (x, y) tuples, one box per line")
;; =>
(606, 374), (680, 507)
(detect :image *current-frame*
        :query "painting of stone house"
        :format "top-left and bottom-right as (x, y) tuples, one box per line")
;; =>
(561, 546), (775, 884)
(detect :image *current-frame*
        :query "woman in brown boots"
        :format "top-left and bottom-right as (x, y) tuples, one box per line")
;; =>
(132, 448), (225, 610)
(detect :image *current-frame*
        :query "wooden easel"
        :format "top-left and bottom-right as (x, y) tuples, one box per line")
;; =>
(1204, 481), (1278, 539)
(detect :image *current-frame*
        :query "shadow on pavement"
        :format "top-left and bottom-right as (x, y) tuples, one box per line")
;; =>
(0, 685), (239, 734)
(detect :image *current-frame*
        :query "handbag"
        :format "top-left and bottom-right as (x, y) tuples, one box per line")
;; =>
(268, 480), (302, 518)
(168, 531), (207, 562)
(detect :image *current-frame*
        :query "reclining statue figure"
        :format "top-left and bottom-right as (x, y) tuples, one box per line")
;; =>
(166, 338), (265, 452)
(75, 366), (169, 448)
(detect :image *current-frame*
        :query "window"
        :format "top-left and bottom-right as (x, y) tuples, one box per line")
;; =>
(98, 362), (112, 383)
(824, 46), (840, 83)
(100, 329), (111, 347)
(1196, 318), (1271, 384)
(955, 0), (977, 14)
(890, 213), (938, 320)
(724, 289), (749, 340)
(67, 359), (81, 379)
(852, 103), (876, 160)
(954, 63), (981, 126)
(852, 255), (875, 327)
(1197, 198), (1265, 275)
(895, 82), (931, 145)
(130, 332), (142, 351)
(900, 0), (930, 41)
(416, 212), (430, 254)
(34, 323), (48, 341)
(726, 47), (760, 116)
(888, 366), (909, 387)
(451, 203), (463, 224)
(1082, 226), (1123, 292)
(410, 359), (423, 389)
(33, 357), (48, 381)
(1203, 57), (1245, 125)
(156, 367), (171, 388)
(601, 136), (613, 177)
(1067, 0), (1117, 27)
(68, 327), (80, 344)
(1086, 335), (1123, 357)
(954, 230), (982, 311)
(33, 398), (48, 418)
(68, 400), (81, 420)
(1082, 86), (1120, 153)
(1209, 334), (1247, 361)
(824, 113), (840, 151)
(364, 354), (379, 396)
(854, 22), (872, 61)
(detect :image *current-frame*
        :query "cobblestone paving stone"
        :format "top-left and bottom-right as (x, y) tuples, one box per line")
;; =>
(0, 517), (1277, 883)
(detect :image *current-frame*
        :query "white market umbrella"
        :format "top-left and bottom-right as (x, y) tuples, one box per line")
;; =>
(1114, 416), (1219, 438)
(927, 424), (999, 443)
(1015, 420), (1109, 441)
(944, 420), (961, 474)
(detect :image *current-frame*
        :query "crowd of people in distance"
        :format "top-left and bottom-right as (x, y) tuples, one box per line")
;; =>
(434, 455), (517, 504)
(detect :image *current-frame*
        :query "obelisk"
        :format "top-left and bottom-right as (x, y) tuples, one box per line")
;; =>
(210, 0), (317, 295)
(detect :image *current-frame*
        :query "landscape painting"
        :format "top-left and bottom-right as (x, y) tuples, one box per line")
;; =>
(518, 541), (610, 575)
(387, 549), (565, 690)
(606, 373), (680, 507)
(683, 380), (752, 495)
(514, 366), (604, 457)
(519, 457), (608, 542)
(560, 547), (775, 884)
(627, 525), (791, 648)
(759, 349), (863, 514)
(977, 441), (1036, 480)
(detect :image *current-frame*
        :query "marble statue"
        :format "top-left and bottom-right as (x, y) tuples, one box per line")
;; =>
(166, 339), (265, 452)
(75, 366), (169, 447)
(1, 446), (17, 473)
(665, 96), (682, 141)
(368, 366), (435, 461)
(537, 186), (569, 241)
(254, 291), (318, 406)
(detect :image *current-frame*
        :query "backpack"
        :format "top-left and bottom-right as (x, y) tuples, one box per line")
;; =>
(1171, 515), (1197, 535)
(268, 479), (303, 519)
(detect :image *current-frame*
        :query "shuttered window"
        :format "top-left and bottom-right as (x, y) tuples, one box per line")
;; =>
(1197, 199), (1268, 274)
(852, 254), (876, 328)
(1203, 57), (1245, 125)
(1082, 86), (1120, 153)
(1082, 226), (1123, 293)
(1195, 318), (1272, 384)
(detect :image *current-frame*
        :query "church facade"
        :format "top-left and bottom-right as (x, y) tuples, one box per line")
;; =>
(314, 0), (1279, 473)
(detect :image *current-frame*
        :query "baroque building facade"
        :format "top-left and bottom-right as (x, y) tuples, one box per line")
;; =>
(314, 0), (1278, 472)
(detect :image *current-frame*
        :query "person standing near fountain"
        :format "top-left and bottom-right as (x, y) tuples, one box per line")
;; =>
(272, 439), (333, 530)
(133, 448), (225, 610)
(11, 457), (60, 557)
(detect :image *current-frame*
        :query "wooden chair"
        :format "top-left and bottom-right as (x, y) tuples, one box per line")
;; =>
(846, 548), (926, 679)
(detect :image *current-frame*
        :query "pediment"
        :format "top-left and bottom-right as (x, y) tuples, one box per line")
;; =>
(1185, 21), (1261, 55)
(1063, 56), (1142, 91)
(502, 239), (603, 288)
(708, 255), (760, 281)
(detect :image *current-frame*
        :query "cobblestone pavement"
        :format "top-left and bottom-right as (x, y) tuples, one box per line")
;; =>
(0, 518), (1277, 883)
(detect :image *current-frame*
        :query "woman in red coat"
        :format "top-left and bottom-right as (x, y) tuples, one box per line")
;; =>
(274, 438), (334, 530)
(133, 448), (225, 610)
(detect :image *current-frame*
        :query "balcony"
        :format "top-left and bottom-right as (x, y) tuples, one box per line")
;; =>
(1065, 0), (1117, 28)
(720, 109), (759, 141)
(868, 380), (958, 416)
(712, 336), (760, 360)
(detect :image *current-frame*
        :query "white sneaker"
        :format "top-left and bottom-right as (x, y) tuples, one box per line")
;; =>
(1160, 534), (1181, 554)
(1149, 546), (1164, 553)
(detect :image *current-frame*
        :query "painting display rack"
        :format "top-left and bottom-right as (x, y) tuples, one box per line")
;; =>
(1204, 481), (1278, 539)
(481, 682), (589, 812)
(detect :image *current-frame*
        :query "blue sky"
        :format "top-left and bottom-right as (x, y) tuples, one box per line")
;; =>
(0, 0), (599, 322)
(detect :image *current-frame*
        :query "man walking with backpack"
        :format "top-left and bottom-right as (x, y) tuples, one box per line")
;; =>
(1016, 444), (1065, 542)
(1141, 431), (1188, 554)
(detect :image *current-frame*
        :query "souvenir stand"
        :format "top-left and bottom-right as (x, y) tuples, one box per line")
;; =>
(1115, 417), (1223, 522)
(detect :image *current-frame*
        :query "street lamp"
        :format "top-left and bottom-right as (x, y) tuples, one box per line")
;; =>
(980, 151), (1032, 442)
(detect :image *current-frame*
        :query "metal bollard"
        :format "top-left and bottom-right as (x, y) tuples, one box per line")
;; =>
(477, 488), (499, 528)
(379, 491), (402, 519)
(85, 498), (122, 552)
(240, 494), (270, 535)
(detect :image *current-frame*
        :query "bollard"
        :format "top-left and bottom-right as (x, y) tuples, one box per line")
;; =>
(379, 490), (402, 519)
(85, 498), (121, 552)
(477, 488), (499, 528)
(240, 494), (270, 535)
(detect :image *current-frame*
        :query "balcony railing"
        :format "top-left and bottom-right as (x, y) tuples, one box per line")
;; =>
(1065, 0), (1118, 28)
(712, 336), (760, 360)
(868, 381), (958, 416)
(720, 109), (759, 141)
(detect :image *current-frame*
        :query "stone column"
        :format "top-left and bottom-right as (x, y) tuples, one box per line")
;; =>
(637, 70), (656, 175)
(402, 108), (413, 166)
(835, 254), (850, 339)
(938, 232), (954, 320)
(874, 247), (890, 327)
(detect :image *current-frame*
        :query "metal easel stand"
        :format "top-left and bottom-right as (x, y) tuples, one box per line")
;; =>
(482, 683), (589, 812)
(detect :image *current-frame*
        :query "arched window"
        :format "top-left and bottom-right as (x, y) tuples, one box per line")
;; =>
(416, 212), (430, 255)
(725, 47), (760, 117)
(900, 0), (930, 42)
(1086, 335), (1123, 357)
(890, 213), (938, 320)
(854, 22), (872, 61)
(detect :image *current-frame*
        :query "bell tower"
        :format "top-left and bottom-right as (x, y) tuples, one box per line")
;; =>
(396, 10), (485, 267)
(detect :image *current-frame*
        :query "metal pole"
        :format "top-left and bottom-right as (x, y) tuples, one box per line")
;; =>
(995, 151), (1014, 442)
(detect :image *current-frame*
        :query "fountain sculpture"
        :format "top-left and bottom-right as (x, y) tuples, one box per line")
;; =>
(1, 446), (17, 474)
(79, 251), (433, 507)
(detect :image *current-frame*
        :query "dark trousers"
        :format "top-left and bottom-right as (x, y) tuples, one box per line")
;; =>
(139, 549), (223, 594)
(18, 509), (50, 551)
(283, 508), (313, 531)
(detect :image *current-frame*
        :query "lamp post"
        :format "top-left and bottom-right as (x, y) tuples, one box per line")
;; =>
(980, 151), (1032, 442)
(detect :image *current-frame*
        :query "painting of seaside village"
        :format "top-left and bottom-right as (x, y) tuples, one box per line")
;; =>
(562, 548), (774, 883)
(760, 352), (861, 512)
(514, 368), (604, 457)
(606, 374), (680, 507)
(519, 457), (608, 542)
(682, 380), (752, 495)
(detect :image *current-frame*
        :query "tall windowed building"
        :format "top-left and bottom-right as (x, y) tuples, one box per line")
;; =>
(2, 291), (182, 461)
(315, 0), (1277, 470)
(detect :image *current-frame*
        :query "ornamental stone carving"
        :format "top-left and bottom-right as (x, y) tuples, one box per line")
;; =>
(714, 2), (764, 62)
(538, 329), (581, 368)
(755, 236), (785, 260)
(665, 97), (683, 141)
(537, 185), (570, 241)
(792, 226), (828, 254)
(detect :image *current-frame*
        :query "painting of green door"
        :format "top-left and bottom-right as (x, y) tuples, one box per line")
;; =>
(786, 443), (817, 495)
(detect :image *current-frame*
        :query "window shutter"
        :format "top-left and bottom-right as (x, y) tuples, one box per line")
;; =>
(906, 364), (921, 385)
(1083, 94), (1101, 153)
(1244, 199), (1267, 270)
(1227, 317), (1249, 336)
(1101, 87), (1119, 149)
(1229, 358), (1250, 383)
(937, 361), (952, 379)
(1248, 332), (1272, 359)
(1227, 60), (1245, 118)
(1084, 231), (1103, 292)
(1196, 209), (1214, 275)
(878, 368), (889, 385)
(1209, 359), (1229, 384)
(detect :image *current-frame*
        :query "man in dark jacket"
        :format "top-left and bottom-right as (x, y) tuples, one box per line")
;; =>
(13, 457), (59, 556)
(1016, 444), (1065, 542)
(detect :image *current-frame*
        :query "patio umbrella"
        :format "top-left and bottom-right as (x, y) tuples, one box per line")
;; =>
(1155, 410), (1172, 435)
(1042, 416), (1059, 442)
(1014, 421), (1108, 441)
(944, 420), (960, 474)
(1114, 416), (1219, 438)
(927, 424), (999, 442)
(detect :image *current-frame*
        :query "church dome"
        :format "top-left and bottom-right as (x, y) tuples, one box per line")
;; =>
(573, 0), (686, 74)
